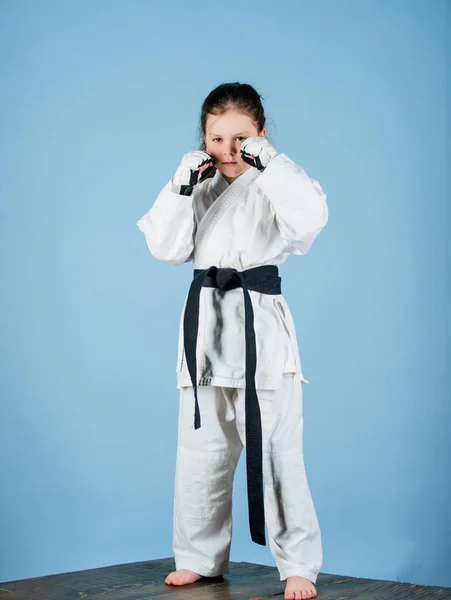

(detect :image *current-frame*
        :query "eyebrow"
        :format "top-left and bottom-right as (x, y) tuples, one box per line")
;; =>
(208, 131), (251, 137)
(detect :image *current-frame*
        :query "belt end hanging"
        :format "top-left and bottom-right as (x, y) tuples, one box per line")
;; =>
(251, 529), (266, 546)
(194, 387), (201, 430)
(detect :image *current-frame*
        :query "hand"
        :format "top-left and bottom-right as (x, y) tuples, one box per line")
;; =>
(240, 137), (278, 172)
(172, 150), (216, 196)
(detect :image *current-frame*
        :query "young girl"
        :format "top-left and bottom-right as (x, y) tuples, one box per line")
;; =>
(137, 82), (328, 600)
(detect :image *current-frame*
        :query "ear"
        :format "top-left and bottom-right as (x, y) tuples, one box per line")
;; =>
(259, 127), (267, 138)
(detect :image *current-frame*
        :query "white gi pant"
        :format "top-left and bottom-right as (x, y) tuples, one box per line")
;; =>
(173, 373), (322, 583)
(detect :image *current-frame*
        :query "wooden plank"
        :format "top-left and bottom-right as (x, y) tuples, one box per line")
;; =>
(0, 559), (347, 600)
(315, 576), (451, 599)
(0, 558), (449, 600)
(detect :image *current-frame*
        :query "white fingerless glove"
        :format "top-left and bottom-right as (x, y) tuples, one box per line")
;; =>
(240, 137), (278, 172)
(171, 150), (215, 196)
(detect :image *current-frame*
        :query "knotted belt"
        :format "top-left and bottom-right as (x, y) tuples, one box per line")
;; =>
(183, 265), (282, 546)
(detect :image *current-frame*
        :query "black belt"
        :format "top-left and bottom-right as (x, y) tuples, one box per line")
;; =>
(183, 265), (282, 546)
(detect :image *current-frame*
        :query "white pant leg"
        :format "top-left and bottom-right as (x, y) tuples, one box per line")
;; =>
(173, 385), (243, 577)
(237, 374), (322, 583)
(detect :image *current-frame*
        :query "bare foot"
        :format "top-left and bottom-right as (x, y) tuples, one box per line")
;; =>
(285, 576), (317, 599)
(165, 569), (203, 586)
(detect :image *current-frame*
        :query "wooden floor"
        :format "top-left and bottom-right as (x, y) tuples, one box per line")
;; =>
(1, 558), (450, 599)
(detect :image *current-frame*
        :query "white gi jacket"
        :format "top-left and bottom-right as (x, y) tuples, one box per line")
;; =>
(137, 153), (328, 390)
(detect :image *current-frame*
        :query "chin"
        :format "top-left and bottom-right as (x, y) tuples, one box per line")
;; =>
(218, 163), (249, 179)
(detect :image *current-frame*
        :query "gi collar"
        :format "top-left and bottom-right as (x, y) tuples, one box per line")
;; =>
(195, 166), (261, 251)
(210, 164), (260, 197)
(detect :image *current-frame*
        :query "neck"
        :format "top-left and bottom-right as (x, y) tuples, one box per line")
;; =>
(222, 174), (237, 184)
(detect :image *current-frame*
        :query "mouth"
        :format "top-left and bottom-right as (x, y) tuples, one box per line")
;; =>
(222, 162), (237, 166)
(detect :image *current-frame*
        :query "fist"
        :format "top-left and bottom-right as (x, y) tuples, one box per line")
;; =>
(172, 150), (215, 196)
(240, 137), (278, 172)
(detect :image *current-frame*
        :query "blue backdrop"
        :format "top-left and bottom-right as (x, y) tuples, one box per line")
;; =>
(1, 0), (450, 588)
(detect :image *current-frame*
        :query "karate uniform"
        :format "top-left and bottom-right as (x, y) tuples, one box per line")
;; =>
(137, 152), (328, 582)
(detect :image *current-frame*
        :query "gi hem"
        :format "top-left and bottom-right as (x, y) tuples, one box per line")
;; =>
(279, 567), (319, 585)
(177, 373), (281, 390)
(174, 561), (229, 578)
(177, 372), (308, 389)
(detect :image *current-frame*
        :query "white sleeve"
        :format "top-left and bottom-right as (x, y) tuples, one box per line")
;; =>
(255, 153), (328, 255)
(136, 179), (196, 266)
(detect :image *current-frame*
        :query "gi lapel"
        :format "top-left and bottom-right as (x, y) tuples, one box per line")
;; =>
(195, 166), (261, 250)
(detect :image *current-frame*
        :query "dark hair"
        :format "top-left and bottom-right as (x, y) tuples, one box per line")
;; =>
(198, 82), (266, 151)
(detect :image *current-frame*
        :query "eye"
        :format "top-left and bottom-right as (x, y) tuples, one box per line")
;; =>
(237, 136), (246, 141)
(212, 137), (222, 143)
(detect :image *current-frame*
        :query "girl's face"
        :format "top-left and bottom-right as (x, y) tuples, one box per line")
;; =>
(204, 109), (266, 184)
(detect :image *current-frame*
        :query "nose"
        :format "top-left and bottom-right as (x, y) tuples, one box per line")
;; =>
(223, 141), (236, 156)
